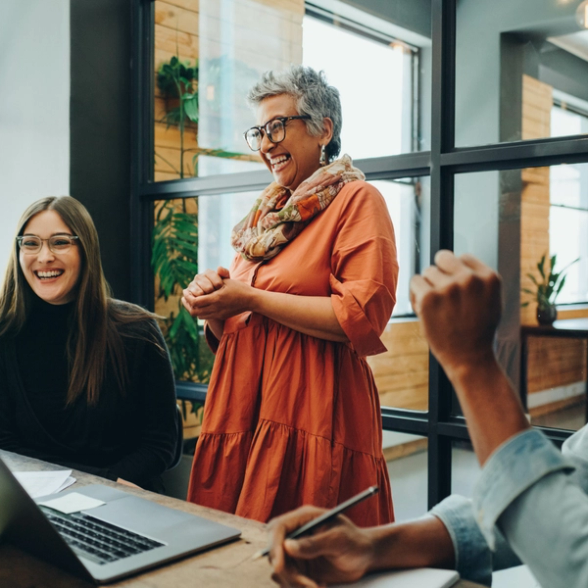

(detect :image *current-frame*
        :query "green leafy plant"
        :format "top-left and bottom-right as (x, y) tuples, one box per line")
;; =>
(156, 55), (244, 177)
(151, 199), (215, 416)
(157, 56), (199, 179)
(522, 253), (579, 309)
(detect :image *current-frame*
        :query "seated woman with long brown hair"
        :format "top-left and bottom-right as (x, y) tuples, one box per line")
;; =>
(0, 196), (178, 491)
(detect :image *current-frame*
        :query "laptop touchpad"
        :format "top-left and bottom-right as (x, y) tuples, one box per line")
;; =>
(90, 496), (190, 536)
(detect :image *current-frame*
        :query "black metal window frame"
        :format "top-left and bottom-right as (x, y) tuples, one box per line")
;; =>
(131, 0), (587, 508)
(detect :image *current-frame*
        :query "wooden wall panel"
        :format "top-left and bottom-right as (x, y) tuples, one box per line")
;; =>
(520, 75), (552, 326)
(527, 338), (587, 392)
(155, 2), (199, 35)
(367, 320), (429, 412)
(154, 25), (199, 61)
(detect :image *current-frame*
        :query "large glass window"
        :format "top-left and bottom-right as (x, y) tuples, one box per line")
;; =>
(152, 0), (431, 182)
(135, 0), (588, 511)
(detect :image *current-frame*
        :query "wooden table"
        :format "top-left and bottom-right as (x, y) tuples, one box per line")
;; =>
(0, 451), (483, 588)
(520, 318), (588, 421)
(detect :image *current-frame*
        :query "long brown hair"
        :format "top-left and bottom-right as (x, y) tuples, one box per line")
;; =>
(0, 196), (157, 405)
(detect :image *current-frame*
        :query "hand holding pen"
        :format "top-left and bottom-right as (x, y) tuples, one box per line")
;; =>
(260, 487), (380, 587)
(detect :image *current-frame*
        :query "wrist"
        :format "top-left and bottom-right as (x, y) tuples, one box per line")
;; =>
(442, 350), (499, 391)
(247, 285), (262, 313)
(366, 516), (455, 573)
(365, 525), (396, 574)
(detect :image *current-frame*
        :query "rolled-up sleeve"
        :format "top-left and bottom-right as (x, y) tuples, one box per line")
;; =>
(473, 429), (573, 550)
(432, 495), (521, 586)
(330, 182), (398, 357)
(471, 428), (588, 588)
(562, 425), (588, 490)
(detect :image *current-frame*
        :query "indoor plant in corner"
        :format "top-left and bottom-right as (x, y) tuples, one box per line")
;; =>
(522, 253), (578, 325)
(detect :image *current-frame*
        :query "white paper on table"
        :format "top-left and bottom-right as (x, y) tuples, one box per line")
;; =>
(493, 565), (540, 587)
(13, 469), (75, 498)
(39, 492), (105, 514)
(56, 476), (76, 493)
(330, 568), (460, 588)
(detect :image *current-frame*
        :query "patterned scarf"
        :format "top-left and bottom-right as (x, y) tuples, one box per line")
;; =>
(231, 154), (364, 262)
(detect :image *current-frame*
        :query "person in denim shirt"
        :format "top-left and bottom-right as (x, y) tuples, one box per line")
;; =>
(266, 251), (588, 588)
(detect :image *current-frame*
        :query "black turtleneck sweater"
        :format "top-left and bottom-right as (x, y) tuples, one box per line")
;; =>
(0, 296), (177, 490)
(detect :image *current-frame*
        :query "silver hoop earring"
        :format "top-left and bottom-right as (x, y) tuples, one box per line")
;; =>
(319, 145), (327, 166)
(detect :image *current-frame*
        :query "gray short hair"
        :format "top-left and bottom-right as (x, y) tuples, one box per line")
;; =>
(247, 65), (342, 163)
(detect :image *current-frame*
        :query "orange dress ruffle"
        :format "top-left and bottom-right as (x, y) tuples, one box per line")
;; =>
(187, 181), (399, 526)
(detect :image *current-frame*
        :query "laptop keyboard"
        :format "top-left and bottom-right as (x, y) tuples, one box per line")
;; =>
(41, 508), (164, 565)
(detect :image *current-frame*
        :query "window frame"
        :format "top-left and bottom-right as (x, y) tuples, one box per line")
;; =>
(131, 0), (588, 509)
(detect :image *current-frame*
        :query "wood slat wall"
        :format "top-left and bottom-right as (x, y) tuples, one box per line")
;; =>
(521, 74), (552, 326)
(367, 320), (429, 412)
(520, 75), (588, 408)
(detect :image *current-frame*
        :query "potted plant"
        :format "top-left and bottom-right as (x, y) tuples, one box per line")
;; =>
(522, 253), (578, 325)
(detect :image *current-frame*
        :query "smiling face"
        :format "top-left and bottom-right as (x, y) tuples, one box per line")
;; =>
(19, 210), (82, 305)
(256, 94), (333, 192)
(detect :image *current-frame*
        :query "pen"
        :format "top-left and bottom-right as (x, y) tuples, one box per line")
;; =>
(252, 485), (379, 560)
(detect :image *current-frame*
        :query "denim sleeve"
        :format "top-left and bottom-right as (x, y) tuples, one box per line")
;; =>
(431, 495), (521, 586)
(562, 425), (588, 492)
(473, 429), (573, 549)
(473, 429), (588, 588)
(432, 427), (588, 586)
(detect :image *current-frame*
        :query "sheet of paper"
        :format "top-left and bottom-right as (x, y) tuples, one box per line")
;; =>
(39, 492), (105, 514)
(331, 568), (459, 588)
(13, 469), (75, 498)
(56, 476), (76, 494)
(493, 565), (540, 587)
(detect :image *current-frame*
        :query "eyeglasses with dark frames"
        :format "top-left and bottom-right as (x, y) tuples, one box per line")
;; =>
(243, 115), (311, 151)
(16, 234), (80, 255)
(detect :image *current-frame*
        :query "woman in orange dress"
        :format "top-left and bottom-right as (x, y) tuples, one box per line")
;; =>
(182, 66), (398, 526)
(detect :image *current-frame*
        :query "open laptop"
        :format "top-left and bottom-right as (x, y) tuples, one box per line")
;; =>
(0, 456), (241, 584)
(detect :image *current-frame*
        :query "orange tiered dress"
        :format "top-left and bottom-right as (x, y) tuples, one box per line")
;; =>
(187, 180), (398, 526)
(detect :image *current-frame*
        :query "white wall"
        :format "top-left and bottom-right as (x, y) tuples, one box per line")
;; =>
(0, 0), (70, 279)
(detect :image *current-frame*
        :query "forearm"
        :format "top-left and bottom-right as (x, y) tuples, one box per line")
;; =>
(367, 515), (455, 573)
(206, 318), (224, 341)
(446, 354), (530, 466)
(249, 289), (348, 342)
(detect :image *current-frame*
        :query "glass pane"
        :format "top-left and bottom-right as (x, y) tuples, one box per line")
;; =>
(368, 177), (430, 412)
(152, 0), (432, 181)
(153, 0), (300, 181)
(455, 0), (588, 147)
(373, 178), (429, 317)
(152, 192), (254, 385)
(371, 321), (429, 412)
(303, 4), (432, 156)
(453, 164), (588, 429)
(386, 432), (428, 521)
(152, 198), (216, 386)
(451, 440), (481, 498)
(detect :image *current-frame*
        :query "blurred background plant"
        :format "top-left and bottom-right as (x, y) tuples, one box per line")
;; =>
(151, 198), (215, 419)
(522, 253), (579, 323)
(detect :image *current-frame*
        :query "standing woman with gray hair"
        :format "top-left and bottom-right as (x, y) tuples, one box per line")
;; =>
(183, 66), (398, 525)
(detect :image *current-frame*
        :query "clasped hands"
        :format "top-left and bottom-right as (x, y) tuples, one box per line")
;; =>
(182, 267), (252, 321)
